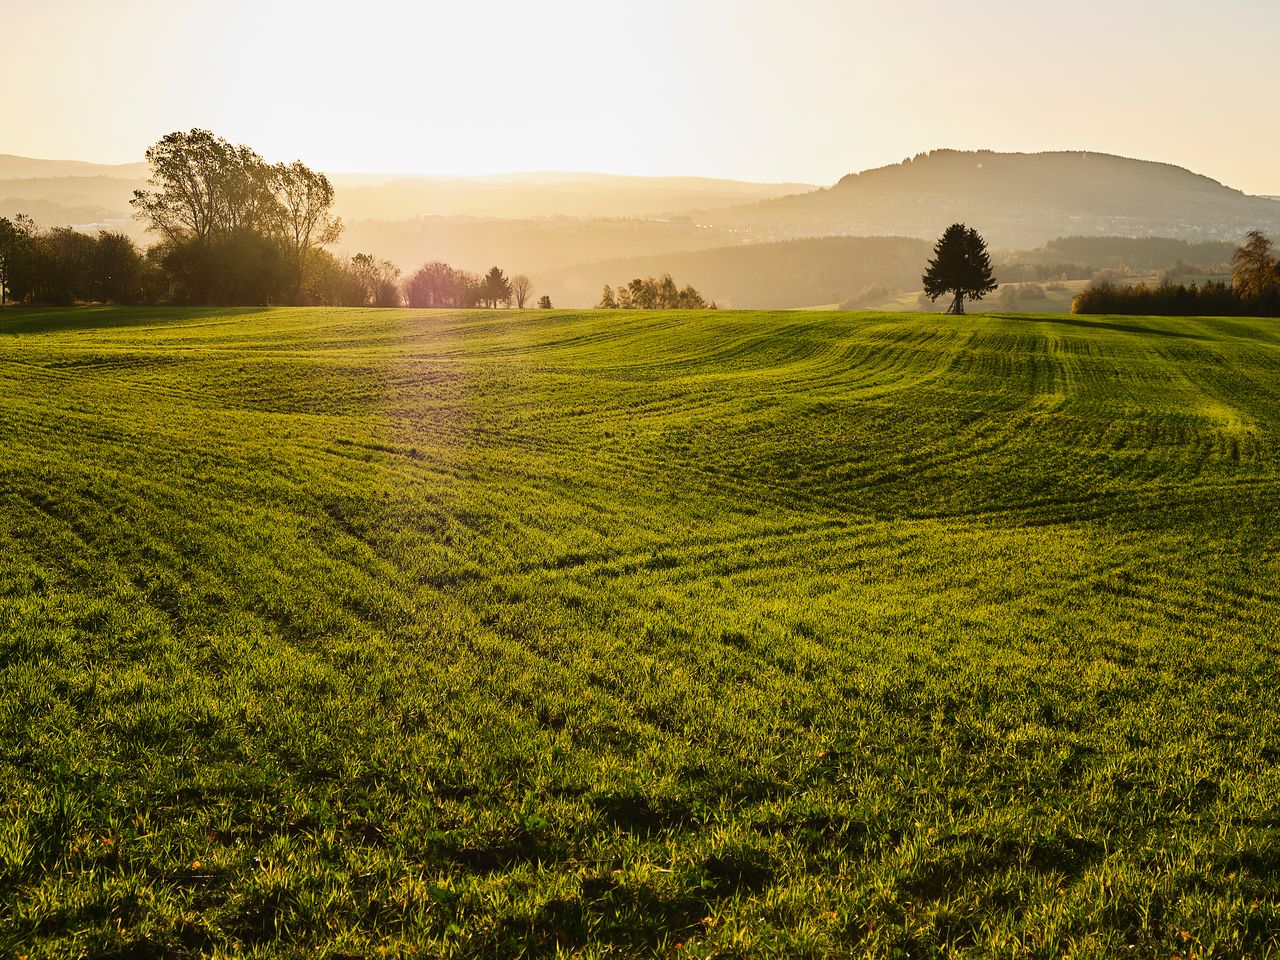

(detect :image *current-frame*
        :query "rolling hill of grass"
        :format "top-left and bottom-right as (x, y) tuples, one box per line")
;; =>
(2, 306), (1279, 958)
(708, 150), (1280, 247)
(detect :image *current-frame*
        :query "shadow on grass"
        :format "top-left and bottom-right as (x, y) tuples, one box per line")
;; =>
(0, 306), (262, 335)
(493, 879), (711, 956)
(995, 313), (1206, 339)
(1222, 840), (1280, 879)
(593, 791), (697, 836)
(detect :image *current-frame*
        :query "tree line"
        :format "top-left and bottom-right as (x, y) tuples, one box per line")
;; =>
(0, 212), (411, 309)
(1073, 231), (1280, 317)
(0, 129), (550, 310)
(597, 275), (714, 310)
(0, 216), (147, 306)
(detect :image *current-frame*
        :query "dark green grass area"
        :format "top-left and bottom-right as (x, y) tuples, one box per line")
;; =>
(2, 306), (1280, 958)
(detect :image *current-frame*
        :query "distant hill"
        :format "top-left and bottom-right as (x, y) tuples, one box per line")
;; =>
(0, 154), (148, 179)
(332, 174), (815, 222)
(707, 150), (1280, 247)
(0, 153), (814, 236)
(339, 216), (740, 279)
(0, 175), (149, 238)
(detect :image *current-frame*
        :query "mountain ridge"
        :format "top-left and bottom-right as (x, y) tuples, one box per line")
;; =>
(705, 149), (1280, 247)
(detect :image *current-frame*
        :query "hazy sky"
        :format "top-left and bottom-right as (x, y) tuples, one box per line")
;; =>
(6, 0), (1278, 192)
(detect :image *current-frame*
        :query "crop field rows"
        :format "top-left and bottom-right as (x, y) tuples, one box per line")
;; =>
(2, 306), (1279, 958)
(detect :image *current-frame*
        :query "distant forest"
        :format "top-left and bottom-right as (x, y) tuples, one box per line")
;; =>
(1040, 237), (1236, 271)
(1072, 231), (1280, 317)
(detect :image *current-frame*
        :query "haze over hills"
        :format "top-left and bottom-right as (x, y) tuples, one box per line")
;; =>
(3, 148), (1277, 307)
(539, 236), (933, 310)
(334, 173), (816, 221)
(339, 216), (740, 280)
(705, 150), (1280, 247)
(0, 155), (149, 179)
(0, 151), (812, 243)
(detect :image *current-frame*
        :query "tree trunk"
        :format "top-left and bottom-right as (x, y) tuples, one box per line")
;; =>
(949, 289), (965, 315)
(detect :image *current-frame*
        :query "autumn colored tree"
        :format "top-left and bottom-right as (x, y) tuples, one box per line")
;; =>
(1231, 230), (1278, 299)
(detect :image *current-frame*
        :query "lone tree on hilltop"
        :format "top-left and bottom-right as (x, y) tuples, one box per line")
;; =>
(922, 223), (997, 315)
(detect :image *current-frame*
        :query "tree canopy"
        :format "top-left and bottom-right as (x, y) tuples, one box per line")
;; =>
(129, 129), (342, 305)
(922, 224), (998, 315)
(1231, 230), (1279, 299)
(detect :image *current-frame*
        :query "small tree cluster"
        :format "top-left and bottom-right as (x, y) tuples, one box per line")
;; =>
(402, 261), (478, 308)
(597, 274), (713, 310)
(402, 262), (533, 309)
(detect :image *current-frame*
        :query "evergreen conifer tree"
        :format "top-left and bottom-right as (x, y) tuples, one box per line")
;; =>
(922, 224), (998, 315)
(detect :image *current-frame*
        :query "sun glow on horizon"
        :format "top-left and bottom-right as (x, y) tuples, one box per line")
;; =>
(5, 0), (1280, 195)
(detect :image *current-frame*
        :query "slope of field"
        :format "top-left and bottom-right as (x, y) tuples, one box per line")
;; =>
(2, 307), (1279, 958)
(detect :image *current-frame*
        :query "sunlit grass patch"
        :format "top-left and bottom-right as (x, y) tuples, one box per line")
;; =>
(2, 306), (1279, 957)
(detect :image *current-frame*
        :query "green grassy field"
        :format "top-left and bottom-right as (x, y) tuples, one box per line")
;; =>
(2, 306), (1279, 958)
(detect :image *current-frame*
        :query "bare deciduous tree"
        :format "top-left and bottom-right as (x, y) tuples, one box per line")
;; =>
(511, 274), (533, 309)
